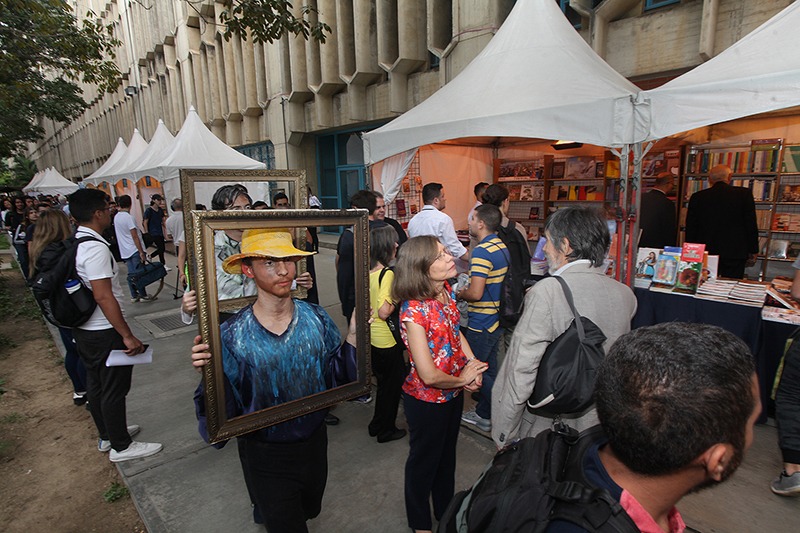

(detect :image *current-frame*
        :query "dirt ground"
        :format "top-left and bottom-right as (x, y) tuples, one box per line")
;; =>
(0, 269), (145, 532)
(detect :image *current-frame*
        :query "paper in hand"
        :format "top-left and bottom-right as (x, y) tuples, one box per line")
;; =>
(106, 345), (153, 367)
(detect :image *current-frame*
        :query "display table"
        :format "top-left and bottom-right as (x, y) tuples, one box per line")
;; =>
(633, 288), (791, 423)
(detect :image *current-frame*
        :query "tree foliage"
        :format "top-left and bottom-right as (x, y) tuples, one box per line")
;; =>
(0, 0), (121, 159)
(217, 0), (331, 44)
(0, 156), (37, 189)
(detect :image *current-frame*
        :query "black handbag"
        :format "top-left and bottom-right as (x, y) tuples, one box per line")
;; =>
(129, 260), (168, 288)
(527, 276), (607, 415)
(379, 267), (403, 346)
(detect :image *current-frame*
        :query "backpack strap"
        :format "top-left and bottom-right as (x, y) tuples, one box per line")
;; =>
(554, 276), (586, 342)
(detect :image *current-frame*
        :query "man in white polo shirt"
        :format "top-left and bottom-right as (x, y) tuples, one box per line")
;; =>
(114, 195), (155, 302)
(69, 189), (162, 462)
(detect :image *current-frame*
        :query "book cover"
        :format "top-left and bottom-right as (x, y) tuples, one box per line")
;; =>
(528, 207), (540, 220)
(519, 184), (535, 201)
(766, 277), (800, 310)
(531, 185), (544, 201)
(681, 242), (706, 263)
(508, 184), (522, 201)
(565, 156), (597, 180)
(409, 203), (418, 215)
(395, 199), (407, 217)
(768, 239), (790, 259)
(782, 146), (800, 173)
(605, 159), (620, 178)
(652, 252), (680, 286)
(635, 248), (661, 288)
(568, 186), (578, 201)
(674, 261), (702, 293)
(779, 185), (800, 202)
(551, 161), (566, 179)
(595, 161), (605, 178)
(705, 254), (719, 281)
(402, 179), (411, 193)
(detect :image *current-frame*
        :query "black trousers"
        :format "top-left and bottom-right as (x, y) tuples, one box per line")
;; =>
(776, 341), (800, 464)
(149, 235), (166, 264)
(718, 257), (746, 279)
(237, 423), (328, 533)
(71, 327), (133, 451)
(403, 393), (463, 531)
(368, 343), (407, 438)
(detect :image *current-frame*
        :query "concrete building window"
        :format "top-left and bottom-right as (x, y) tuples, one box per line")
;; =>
(644, 0), (680, 10)
(236, 141), (275, 169)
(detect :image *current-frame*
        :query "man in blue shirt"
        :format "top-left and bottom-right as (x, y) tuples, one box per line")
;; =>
(456, 204), (508, 432)
(192, 228), (358, 531)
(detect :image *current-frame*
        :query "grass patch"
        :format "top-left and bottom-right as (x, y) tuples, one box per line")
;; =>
(0, 441), (9, 454)
(103, 482), (129, 503)
(1, 412), (24, 424)
(0, 233), (9, 249)
(0, 377), (5, 395)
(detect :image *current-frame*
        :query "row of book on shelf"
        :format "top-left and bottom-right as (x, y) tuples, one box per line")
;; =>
(684, 181), (800, 203)
(498, 156), (622, 181)
(686, 139), (781, 174)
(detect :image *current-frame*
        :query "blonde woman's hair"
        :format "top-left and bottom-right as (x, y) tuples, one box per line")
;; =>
(29, 209), (72, 277)
(392, 235), (441, 302)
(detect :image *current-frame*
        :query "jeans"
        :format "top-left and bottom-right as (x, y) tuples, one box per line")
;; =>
(462, 326), (502, 420)
(58, 327), (87, 394)
(777, 339), (800, 464)
(124, 253), (148, 298)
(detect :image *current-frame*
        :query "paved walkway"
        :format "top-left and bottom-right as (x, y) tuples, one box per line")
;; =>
(46, 244), (796, 532)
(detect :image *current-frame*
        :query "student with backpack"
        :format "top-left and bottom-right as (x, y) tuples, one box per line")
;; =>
(480, 184), (533, 352)
(367, 225), (407, 443)
(68, 189), (162, 462)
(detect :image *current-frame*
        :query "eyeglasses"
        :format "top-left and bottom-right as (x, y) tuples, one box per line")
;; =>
(433, 250), (452, 262)
(227, 205), (252, 211)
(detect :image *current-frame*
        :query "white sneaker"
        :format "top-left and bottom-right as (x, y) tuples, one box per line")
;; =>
(461, 410), (492, 432)
(164, 266), (173, 272)
(109, 441), (163, 463)
(98, 424), (141, 452)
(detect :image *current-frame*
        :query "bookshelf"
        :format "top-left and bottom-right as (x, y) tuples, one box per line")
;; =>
(493, 151), (618, 244)
(680, 139), (800, 281)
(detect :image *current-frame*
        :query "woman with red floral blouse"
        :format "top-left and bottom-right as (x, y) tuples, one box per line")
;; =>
(393, 235), (488, 533)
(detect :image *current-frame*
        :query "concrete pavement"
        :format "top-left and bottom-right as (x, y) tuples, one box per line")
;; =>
(50, 244), (796, 532)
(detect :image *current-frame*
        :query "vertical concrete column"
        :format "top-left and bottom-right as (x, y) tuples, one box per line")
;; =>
(339, 0), (382, 121)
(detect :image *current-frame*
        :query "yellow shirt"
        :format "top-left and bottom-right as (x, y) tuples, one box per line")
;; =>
(370, 268), (397, 349)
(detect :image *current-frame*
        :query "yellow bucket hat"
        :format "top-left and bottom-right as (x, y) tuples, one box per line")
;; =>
(221, 228), (315, 274)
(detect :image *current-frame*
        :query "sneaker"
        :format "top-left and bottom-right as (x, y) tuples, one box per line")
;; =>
(130, 297), (140, 303)
(771, 470), (800, 496)
(164, 266), (173, 272)
(461, 410), (492, 432)
(98, 424), (141, 452)
(139, 294), (157, 302)
(350, 395), (372, 404)
(324, 413), (340, 426)
(109, 441), (163, 463)
(73, 392), (87, 406)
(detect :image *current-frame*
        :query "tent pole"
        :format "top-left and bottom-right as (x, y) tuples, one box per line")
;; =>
(614, 145), (629, 283)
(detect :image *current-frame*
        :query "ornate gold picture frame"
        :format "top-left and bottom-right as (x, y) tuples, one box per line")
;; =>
(192, 209), (371, 443)
(179, 169), (308, 306)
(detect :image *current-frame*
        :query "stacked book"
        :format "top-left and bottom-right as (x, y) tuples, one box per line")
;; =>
(695, 279), (738, 301)
(728, 281), (769, 307)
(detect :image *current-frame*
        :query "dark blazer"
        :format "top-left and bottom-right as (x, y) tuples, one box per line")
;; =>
(639, 189), (676, 248)
(685, 182), (759, 260)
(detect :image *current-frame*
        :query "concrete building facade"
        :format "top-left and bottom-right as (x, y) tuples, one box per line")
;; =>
(29, 0), (795, 208)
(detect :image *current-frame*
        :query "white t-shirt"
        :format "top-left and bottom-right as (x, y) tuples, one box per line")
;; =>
(114, 210), (141, 260)
(166, 212), (184, 242)
(75, 226), (127, 331)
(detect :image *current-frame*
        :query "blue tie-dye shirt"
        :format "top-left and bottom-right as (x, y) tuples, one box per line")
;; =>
(220, 299), (342, 441)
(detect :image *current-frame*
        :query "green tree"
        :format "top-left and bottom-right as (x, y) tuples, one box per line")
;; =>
(215, 0), (331, 44)
(0, 0), (120, 159)
(0, 156), (38, 189)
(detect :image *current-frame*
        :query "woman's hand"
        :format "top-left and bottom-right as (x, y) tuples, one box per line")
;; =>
(464, 371), (483, 392)
(296, 271), (314, 289)
(460, 358), (488, 388)
(191, 334), (211, 371)
(182, 289), (197, 314)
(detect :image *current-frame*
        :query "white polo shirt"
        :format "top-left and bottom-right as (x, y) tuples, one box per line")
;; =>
(114, 210), (141, 260)
(75, 226), (126, 331)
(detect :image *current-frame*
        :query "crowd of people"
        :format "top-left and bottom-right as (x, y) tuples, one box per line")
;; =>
(3, 171), (798, 532)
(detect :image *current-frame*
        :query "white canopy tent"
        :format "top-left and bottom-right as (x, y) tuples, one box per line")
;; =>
(85, 137), (127, 182)
(136, 107), (266, 204)
(22, 169), (47, 192)
(23, 167), (79, 196)
(88, 129), (149, 182)
(129, 119), (175, 175)
(637, 0), (800, 142)
(362, 0), (639, 167)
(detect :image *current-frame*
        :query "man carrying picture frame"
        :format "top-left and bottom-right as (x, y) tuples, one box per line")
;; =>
(191, 227), (360, 531)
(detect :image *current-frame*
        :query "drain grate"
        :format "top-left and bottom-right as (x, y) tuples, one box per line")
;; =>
(135, 310), (197, 339)
(150, 313), (189, 332)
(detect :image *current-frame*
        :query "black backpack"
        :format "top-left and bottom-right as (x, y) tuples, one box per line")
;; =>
(437, 424), (638, 533)
(496, 219), (534, 329)
(378, 267), (403, 346)
(29, 236), (100, 328)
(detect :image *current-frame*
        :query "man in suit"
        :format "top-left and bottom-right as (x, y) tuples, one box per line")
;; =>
(639, 172), (676, 249)
(685, 165), (759, 278)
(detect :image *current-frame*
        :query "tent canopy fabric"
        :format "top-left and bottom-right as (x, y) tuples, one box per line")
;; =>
(362, 0), (639, 164)
(638, 0), (800, 142)
(86, 138), (127, 181)
(130, 119), (175, 173)
(91, 129), (149, 181)
(23, 167), (79, 196)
